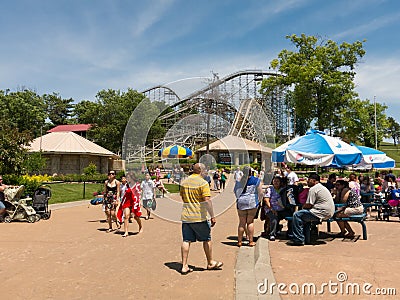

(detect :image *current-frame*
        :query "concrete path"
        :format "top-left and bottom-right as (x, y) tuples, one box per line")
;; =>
(2, 180), (399, 299)
(1, 181), (240, 300)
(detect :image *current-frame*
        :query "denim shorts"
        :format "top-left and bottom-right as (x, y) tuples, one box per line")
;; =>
(182, 221), (211, 242)
(0, 201), (5, 210)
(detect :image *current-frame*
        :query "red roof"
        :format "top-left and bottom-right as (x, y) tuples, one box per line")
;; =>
(48, 124), (91, 133)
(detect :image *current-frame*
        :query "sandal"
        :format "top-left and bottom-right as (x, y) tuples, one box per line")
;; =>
(180, 267), (194, 275)
(207, 261), (223, 270)
(237, 241), (242, 247)
(122, 233), (128, 237)
(106, 228), (113, 233)
(248, 242), (256, 247)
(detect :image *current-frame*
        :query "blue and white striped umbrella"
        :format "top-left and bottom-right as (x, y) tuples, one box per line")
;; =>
(272, 130), (362, 167)
(351, 144), (395, 169)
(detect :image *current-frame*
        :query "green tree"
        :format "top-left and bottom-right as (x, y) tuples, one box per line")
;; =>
(261, 34), (366, 131)
(340, 99), (387, 147)
(0, 89), (47, 137)
(43, 93), (74, 126)
(0, 119), (32, 174)
(73, 89), (170, 155)
(386, 116), (400, 146)
(74, 100), (102, 124)
(23, 152), (48, 174)
(73, 89), (145, 154)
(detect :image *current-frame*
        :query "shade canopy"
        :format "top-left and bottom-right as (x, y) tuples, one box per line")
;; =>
(351, 144), (395, 169)
(272, 130), (362, 167)
(158, 145), (193, 158)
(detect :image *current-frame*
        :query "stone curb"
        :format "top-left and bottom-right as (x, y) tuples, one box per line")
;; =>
(235, 235), (281, 300)
(49, 199), (89, 210)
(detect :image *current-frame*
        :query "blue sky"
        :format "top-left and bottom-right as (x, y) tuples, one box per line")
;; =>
(1, 0), (399, 122)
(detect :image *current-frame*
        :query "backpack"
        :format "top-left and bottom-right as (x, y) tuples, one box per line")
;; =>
(280, 185), (303, 207)
(213, 172), (219, 179)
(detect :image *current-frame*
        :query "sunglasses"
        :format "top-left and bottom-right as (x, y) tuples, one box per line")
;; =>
(108, 172), (115, 175)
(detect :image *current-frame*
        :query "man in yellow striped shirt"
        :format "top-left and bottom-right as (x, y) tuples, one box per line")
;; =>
(179, 163), (223, 274)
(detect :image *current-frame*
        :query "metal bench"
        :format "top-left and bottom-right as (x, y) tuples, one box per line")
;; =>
(284, 216), (321, 244)
(326, 213), (367, 240)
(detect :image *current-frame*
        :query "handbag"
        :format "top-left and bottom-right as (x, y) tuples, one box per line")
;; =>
(254, 204), (261, 219)
(260, 205), (266, 221)
(148, 198), (157, 211)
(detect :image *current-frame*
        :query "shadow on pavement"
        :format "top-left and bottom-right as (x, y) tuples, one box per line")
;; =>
(164, 262), (206, 274)
(88, 219), (106, 223)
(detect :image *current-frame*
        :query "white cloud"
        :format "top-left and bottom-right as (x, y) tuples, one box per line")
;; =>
(131, 0), (176, 37)
(333, 12), (400, 39)
(234, 0), (311, 37)
(355, 57), (400, 102)
(355, 56), (400, 121)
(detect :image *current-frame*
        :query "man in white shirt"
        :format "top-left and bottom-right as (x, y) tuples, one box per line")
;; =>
(234, 167), (243, 182)
(286, 166), (299, 185)
(141, 173), (156, 220)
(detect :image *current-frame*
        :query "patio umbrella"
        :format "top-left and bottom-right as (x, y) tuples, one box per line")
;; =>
(351, 144), (395, 169)
(158, 145), (193, 158)
(272, 129), (362, 167)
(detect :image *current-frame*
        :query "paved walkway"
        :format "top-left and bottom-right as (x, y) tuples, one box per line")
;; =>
(267, 217), (400, 299)
(1, 181), (240, 300)
(2, 180), (400, 299)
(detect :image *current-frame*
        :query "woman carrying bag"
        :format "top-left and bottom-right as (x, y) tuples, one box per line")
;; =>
(234, 166), (264, 247)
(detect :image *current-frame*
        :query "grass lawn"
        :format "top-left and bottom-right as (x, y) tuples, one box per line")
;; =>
(48, 182), (104, 204)
(379, 142), (400, 169)
(164, 183), (180, 193)
(47, 182), (181, 204)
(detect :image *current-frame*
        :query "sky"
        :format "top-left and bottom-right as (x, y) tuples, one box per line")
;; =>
(1, 0), (399, 122)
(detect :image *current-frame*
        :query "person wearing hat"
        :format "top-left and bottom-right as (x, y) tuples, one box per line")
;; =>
(288, 173), (335, 246)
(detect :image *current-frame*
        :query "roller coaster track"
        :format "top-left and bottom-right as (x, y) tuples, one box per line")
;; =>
(125, 70), (289, 163)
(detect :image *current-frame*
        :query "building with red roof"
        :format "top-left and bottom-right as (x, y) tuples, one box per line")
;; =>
(47, 124), (91, 138)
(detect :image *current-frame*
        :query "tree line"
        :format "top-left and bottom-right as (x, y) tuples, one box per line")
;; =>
(1, 34), (400, 175)
(0, 88), (167, 174)
(260, 34), (400, 147)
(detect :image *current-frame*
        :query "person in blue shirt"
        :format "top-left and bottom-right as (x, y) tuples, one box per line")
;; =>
(234, 166), (263, 247)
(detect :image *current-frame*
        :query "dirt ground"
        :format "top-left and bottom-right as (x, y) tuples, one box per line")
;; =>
(1, 190), (239, 300)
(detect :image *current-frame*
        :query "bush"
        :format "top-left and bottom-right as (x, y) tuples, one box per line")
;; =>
(83, 162), (98, 176)
(3, 174), (53, 197)
(215, 164), (233, 173)
(116, 170), (125, 179)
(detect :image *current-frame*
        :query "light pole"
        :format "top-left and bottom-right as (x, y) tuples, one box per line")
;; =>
(374, 96), (378, 149)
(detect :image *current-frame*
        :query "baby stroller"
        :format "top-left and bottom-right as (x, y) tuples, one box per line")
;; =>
(387, 189), (400, 220)
(3, 185), (40, 223)
(379, 189), (400, 221)
(32, 185), (52, 220)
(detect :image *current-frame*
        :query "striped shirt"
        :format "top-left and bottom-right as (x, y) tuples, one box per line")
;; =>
(180, 174), (211, 223)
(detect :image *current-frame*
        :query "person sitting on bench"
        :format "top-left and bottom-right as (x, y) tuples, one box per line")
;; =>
(335, 180), (364, 238)
(288, 173), (335, 246)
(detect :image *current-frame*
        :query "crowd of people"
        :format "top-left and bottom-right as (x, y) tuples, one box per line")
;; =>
(232, 166), (400, 246)
(4, 163), (397, 274)
(101, 170), (161, 236)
